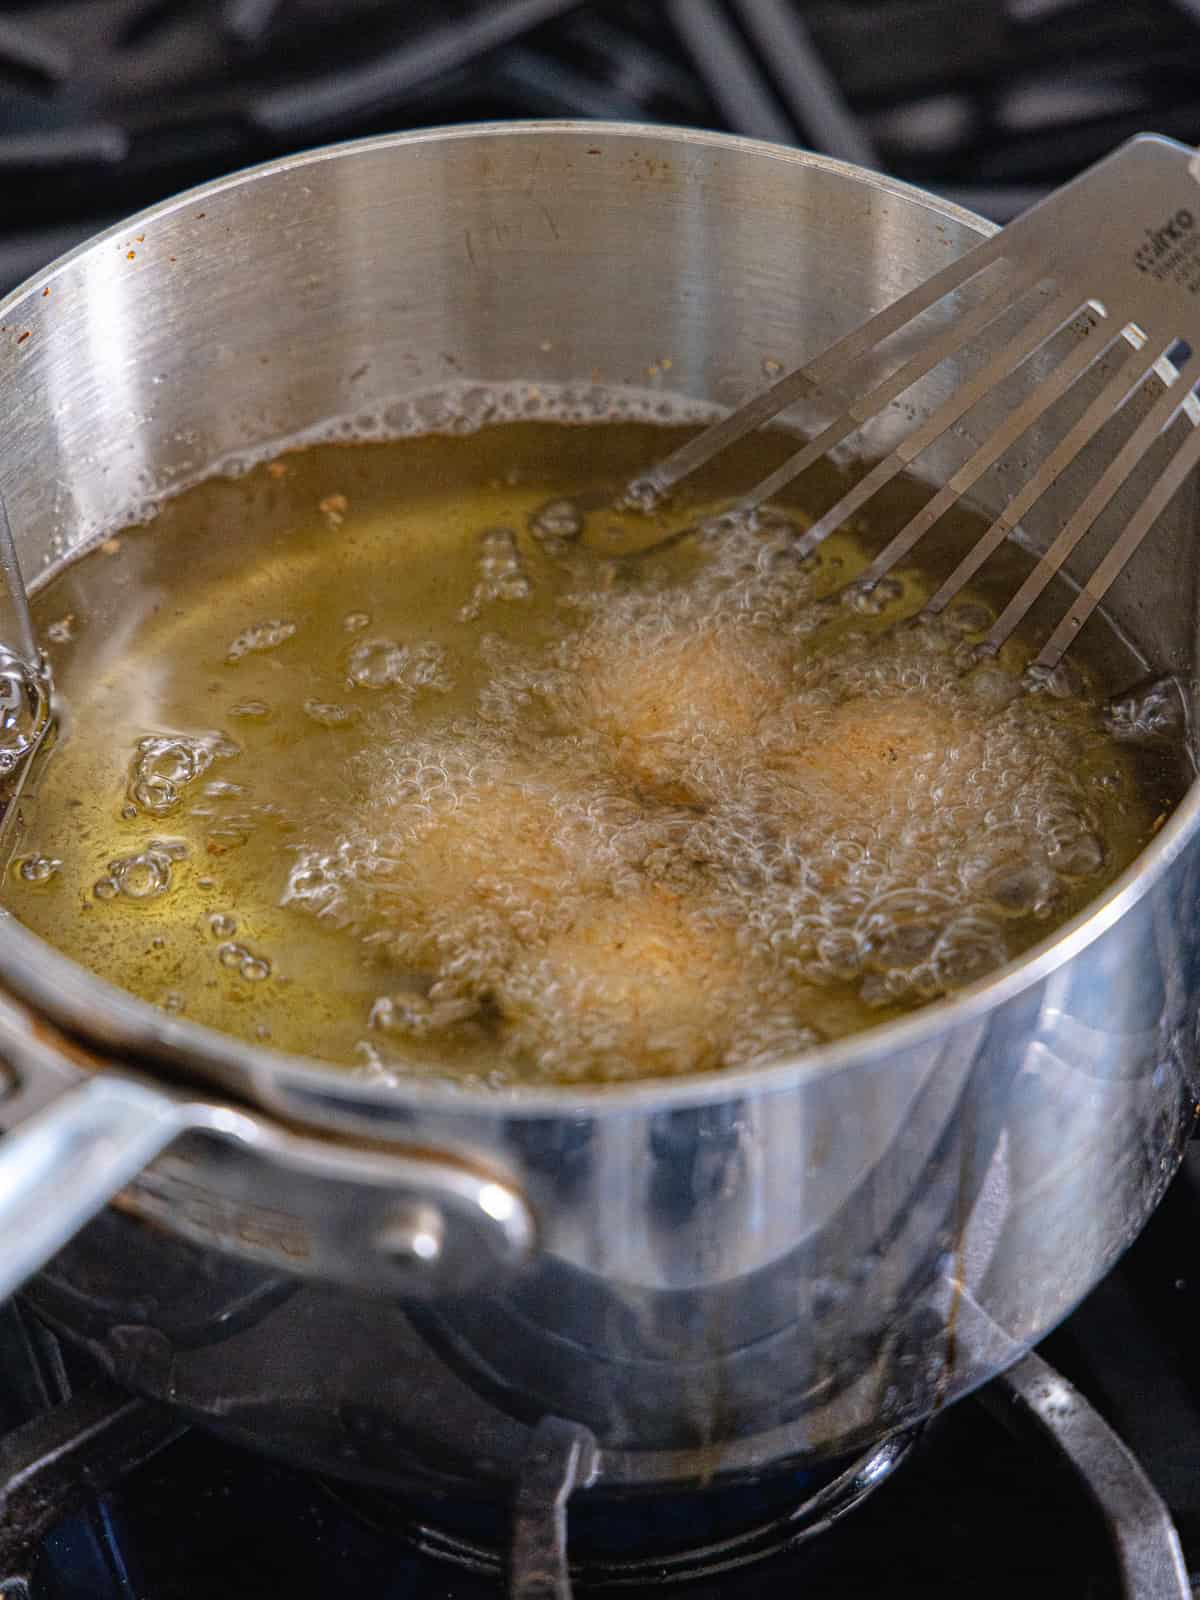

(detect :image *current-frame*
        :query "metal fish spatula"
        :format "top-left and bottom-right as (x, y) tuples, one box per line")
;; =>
(628, 134), (1200, 674)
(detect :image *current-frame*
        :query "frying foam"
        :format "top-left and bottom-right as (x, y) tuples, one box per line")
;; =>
(280, 504), (1128, 1083)
(50, 382), (723, 565)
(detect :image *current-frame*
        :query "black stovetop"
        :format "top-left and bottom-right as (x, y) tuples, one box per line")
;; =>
(4, 0), (1200, 294)
(3, 1142), (1199, 1598)
(4, 2), (1200, 1593)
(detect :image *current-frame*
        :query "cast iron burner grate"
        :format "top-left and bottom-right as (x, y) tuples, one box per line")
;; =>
(161, 1360), (1194, 1597)
(0, 1297), (1187, 1599)
(4, 1), (1200, 290)
(323, 1423), (918, 1591)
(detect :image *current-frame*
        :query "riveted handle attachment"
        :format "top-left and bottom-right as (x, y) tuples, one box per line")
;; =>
(0, 1071), (535, 1301)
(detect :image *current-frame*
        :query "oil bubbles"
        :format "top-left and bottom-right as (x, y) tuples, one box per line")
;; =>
(17, 854), (60, 885)
(93, 839), (187, 902)
(0, 653), (51, 780)
(346, 638), (451, 697)
(127, 732), (239, 816)
(217, 941), (272, 982)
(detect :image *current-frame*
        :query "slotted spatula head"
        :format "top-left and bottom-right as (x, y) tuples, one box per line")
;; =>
(632, 135), (1200, 672)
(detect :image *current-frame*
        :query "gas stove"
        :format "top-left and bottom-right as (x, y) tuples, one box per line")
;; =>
(2, 1146), (1198, 1598)
(3, 0), (1200, 294)
(3, 1), (1200, 1594)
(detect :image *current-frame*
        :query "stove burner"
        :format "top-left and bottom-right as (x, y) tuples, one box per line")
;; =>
(0, 1254), (1196, 1593)
(322, 1352), (1187, 1598)
(0, 1294), (1183, 1600)
(0, 1382), (182, 1595)
(330, 1422), (917, 1592)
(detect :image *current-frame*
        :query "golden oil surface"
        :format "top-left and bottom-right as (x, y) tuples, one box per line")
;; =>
(0, 418), (1179, 1087)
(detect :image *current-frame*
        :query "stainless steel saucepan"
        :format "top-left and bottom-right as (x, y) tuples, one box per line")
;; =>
(0, 122), (1195, 1497)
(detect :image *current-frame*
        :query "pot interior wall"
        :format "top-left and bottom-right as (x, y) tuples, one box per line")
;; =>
(0, 124), (1194, 682)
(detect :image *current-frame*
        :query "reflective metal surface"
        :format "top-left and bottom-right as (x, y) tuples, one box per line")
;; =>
(636, 134), (1200, 675)
(0, 124), (1195, 1491)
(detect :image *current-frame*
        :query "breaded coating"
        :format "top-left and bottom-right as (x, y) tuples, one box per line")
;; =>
(499, 885), (750, 1079)
(771, 694), (984, 819)
(569, 621), (791, 802)
(356, 769), (597, 974)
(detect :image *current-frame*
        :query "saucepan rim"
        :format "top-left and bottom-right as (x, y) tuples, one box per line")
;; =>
(0, 118), (1194, 1116)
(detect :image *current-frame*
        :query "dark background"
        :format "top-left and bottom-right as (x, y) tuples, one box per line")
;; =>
(2, 0), (1200, 290)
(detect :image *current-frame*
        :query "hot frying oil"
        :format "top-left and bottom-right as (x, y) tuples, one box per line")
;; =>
(0, 415), (1182, 1086)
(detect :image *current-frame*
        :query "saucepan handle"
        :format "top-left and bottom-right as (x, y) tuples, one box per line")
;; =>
(0, 1060), (536, 1302)
(0, 1073), (196, 1302)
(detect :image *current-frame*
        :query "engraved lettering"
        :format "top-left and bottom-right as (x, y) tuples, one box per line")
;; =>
(1133, 207), (1199, 278)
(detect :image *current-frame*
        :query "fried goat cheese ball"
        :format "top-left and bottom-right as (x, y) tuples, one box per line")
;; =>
(767, 692), (987, 823)
(496, 884), (810, 1081)
(320, 757), (607, 979)
(563, 617), (793, 804)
